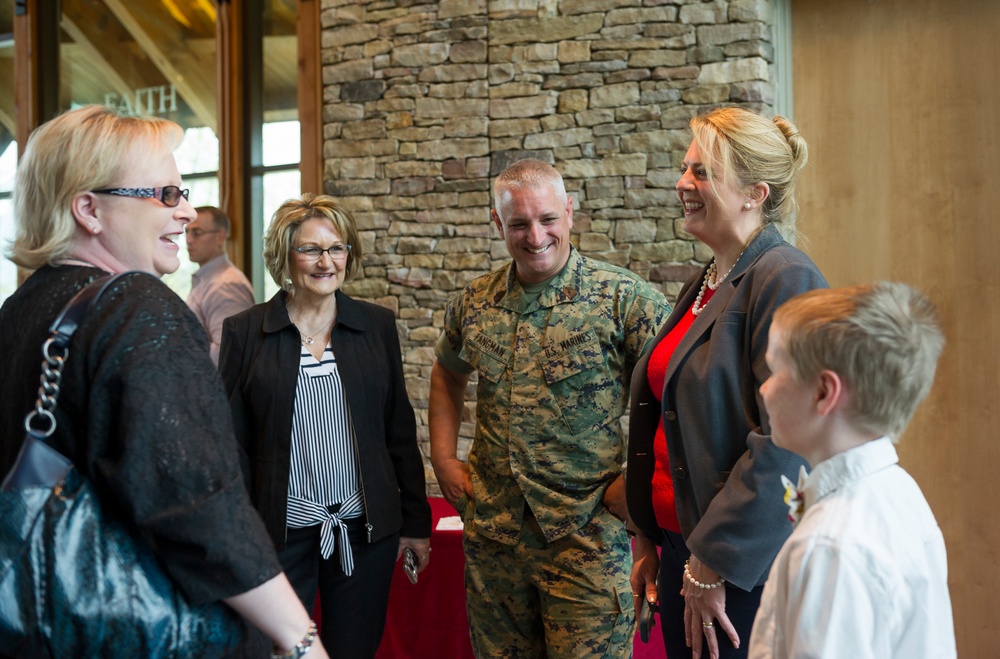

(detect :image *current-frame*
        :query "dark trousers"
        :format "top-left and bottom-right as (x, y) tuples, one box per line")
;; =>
(657, 530), (763, 659)
(279, 521), (400, 659)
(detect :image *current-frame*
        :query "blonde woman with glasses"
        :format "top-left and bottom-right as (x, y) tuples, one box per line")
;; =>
(0, 105), (326, 658)
(220, 193), (431, 658)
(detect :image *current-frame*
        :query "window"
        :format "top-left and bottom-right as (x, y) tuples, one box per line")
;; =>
(0, 143), (16, 302)
(1, 0), (318, 306)
(1, 5), (16, 300)
(59, 0), (220, 299)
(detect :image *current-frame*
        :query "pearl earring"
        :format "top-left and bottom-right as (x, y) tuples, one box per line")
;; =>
(743, 202), (752, 210)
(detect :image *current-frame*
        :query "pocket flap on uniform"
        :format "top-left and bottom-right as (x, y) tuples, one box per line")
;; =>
(460, 330), (511, 383)
(541, 330), (602, 385)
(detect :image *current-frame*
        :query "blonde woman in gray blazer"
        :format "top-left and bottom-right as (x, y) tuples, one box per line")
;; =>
(626, 108), (827, 659)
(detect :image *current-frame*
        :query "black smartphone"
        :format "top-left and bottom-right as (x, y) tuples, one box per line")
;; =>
(638, 595), (658, 643)
(403, 547), (418, 584)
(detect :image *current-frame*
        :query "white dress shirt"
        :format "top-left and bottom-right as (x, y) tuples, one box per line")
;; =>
(186, 254), (254, 365)
(750, 438), (956, 659)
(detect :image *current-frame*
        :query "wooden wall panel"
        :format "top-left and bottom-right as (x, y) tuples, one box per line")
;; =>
(216, 0), (247, 269)
(792, 1), (1000, 654)
(297, 0), (321, 196)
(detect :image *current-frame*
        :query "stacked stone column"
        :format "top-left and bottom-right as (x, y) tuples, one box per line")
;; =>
(320, 0), (775, 493)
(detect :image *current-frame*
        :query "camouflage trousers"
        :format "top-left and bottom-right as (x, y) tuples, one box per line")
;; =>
(464, 505), (635, 658)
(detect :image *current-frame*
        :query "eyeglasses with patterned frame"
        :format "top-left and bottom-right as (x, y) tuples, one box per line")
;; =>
(291, 244), (352, 261)
(91, 186), (190, 207)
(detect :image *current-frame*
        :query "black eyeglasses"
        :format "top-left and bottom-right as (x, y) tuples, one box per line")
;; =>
(291, 244), (352, 260)
(91, 186), (190, 207)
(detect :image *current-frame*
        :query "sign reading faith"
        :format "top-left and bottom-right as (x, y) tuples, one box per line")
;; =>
(104, 84), (178, 116)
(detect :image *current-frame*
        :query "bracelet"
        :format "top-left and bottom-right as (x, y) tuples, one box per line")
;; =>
(271, 620), (318, 659)
(684, 560), (725, 590)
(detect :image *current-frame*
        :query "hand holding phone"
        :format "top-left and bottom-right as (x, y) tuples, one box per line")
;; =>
(403, 547), (418, 584)
(638, 595), (658, 643)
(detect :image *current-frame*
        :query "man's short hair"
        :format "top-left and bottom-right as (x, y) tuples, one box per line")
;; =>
(492, 159), (567, 220)
(195, 206), (231, 237)
(773, 282), (945, 440)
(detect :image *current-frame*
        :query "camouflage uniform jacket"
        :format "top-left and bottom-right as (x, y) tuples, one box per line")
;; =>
(438, 248), (669, 545)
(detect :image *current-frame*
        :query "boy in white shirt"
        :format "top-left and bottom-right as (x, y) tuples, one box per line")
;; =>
(749, 282), (956, 659)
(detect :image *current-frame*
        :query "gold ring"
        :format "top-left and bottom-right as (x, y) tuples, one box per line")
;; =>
(702, 621), (714, 630)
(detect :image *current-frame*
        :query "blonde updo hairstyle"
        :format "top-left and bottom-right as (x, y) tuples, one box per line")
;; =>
(263, 193), (364, 293)
(690, 107), (808, 230)
(10, 105), (182, 269)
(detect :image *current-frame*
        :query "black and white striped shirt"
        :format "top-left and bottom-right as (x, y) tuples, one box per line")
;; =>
(286, 343), (364, 576)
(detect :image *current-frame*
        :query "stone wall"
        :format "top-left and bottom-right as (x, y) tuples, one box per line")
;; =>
(319, 0), (776, 494)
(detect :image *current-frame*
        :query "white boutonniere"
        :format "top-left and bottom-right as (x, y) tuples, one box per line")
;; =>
(781, 473), (805, 524)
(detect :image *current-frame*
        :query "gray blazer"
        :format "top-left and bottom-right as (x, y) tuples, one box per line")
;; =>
(626, 224), (828, 590)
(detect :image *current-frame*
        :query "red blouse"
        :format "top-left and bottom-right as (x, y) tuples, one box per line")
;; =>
(645, 287), (715, 533)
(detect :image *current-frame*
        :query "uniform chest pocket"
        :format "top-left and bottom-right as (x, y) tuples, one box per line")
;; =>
(541, 330), (603, 385)
(540, 330), (607, 436)
(460, 330), (511, 383)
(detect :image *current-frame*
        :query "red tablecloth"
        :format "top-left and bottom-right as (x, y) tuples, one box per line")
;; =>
(375, 497), (474, 659)
(374, 497), (667, 658)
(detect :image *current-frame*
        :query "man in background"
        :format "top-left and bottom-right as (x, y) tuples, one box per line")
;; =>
(185, 206), (254, 365)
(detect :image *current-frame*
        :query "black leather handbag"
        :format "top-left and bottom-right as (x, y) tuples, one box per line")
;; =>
(0, 274), (247, 658)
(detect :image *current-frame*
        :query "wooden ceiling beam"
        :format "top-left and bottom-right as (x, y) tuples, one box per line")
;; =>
(102, 0), (216, 131)
(0, 62), (14, 135)
(60, 16), (133, 101)
(0, 108), (13, 141)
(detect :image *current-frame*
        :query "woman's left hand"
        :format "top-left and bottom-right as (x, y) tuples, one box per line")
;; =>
(682, 554), (740, 659)
(397, 536), (431, 573)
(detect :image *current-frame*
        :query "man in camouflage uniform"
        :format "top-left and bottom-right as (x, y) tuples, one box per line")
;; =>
(430, 159), (670, 657)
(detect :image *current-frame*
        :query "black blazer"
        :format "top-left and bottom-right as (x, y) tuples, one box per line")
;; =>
(626, 225), (827, 590)
(220, 289), (431, 550)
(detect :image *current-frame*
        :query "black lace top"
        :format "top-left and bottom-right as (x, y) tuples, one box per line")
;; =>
(0, 266), (282, 604)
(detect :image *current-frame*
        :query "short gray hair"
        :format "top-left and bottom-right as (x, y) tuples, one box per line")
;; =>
(492, 159), (567, 221)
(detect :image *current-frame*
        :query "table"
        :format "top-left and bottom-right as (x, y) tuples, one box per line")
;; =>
(374, 497), (668, 658)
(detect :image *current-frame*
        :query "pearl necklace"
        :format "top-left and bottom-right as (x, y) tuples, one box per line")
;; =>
(690, 250), (745, 316)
